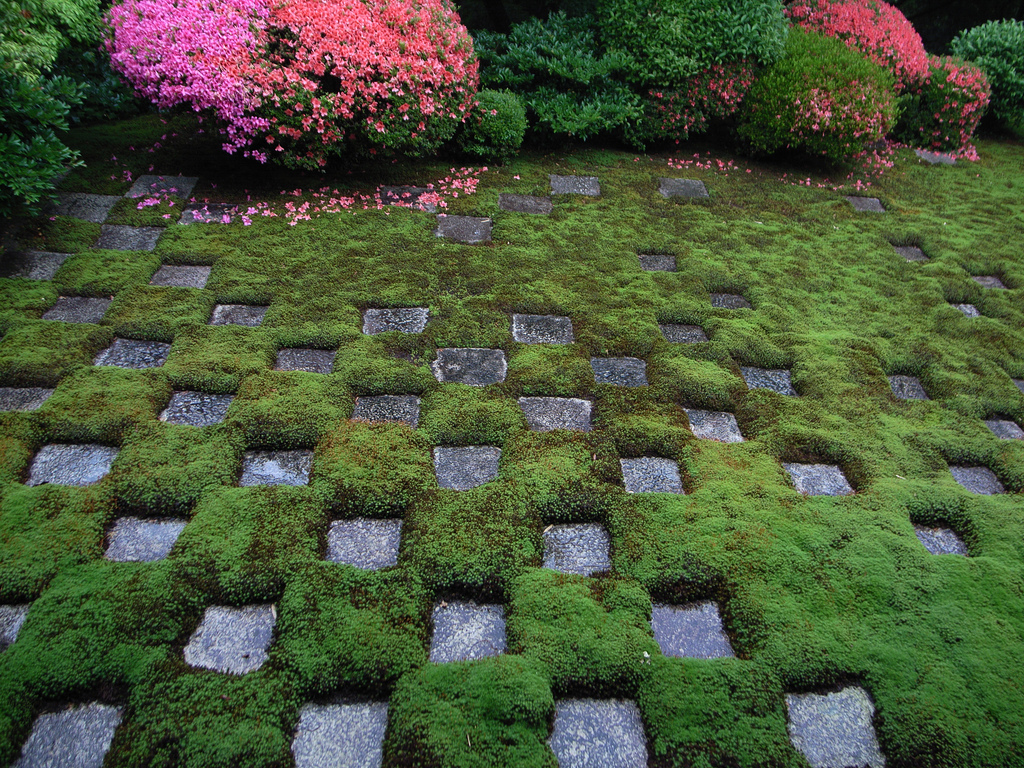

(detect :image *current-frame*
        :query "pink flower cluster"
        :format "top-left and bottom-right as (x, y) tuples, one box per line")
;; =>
(909, 55), (990, 151)
(647, 61), (756, 142)
(787, 83), (895, 151)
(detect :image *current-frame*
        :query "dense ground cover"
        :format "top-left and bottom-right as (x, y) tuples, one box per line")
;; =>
(0, 113), (1022, 766)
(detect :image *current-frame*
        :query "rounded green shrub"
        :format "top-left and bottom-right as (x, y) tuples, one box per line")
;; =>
(951, 20), (1024, 130)
(457, 89), (527, 162)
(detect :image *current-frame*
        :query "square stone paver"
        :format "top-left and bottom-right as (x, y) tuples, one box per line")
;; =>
(889, 374), (928, 400)
(973, 275), (1007, 289)
(894, 245), (928, 262)
(949, 465), (1004, 495)
(783, 463), (854, 496)
(0, 250), (71, 280)
(499, 193), (553, 214)
(1015, 379), (1024, 394)
(93, 338), (171, 369)
(660, 324), (708, 343)
(638, 254), (676, 272)
(543, 523), (611, 576)
(179, 203), (234, 225)
(845, 196), (885, 213)
(915, 148), (956, 165)
(429, 601), (506, 663)
(126, 174), (199, 199)
(160, 391), (234, 426)
(0, 387), (54, 412)
(183, 604), (276, 675)
(432, 348), (507, 385)
(684, 408), (744, 443)
(786, 686), (885, 768)
(986, 419), (1024, 440)
(0, 604), (29, 650)
(549, 699), (647, 768)
(240, 450), (312, 486)
(651, 602), (734, 658)
(42, 296), (110, 323)
(352, 395), (420, 427)
(434, 446), (501, 490)
(362, 307), (429, 335)
(209, 304), (268, 327)
(27, 444), (118, 486)
(710, 293), (751, 309)
(380, 185), (436, 212)
(149, 265), (211, 288)
(954, 303), (980, 317)
(434, 215), (492, 244)
(591, 357), (647, 387)
(741, 366), (797, 396)
(550, 175), (600, 196)
(512, 314), (574, 344)
(914, 525), (968, 556)
(292, 699), (389, 768)
(275, 348), (336, 374)
(621, 457), (683, 494)
(12, 703), (123, 768)
(519, 397), (592, 432)
(326, 518), (402, 570)
(659, 178), (709, 199)
(55, 192), (120, 223)
(105, 517), (187, 562)
(96, 225), (162, 251)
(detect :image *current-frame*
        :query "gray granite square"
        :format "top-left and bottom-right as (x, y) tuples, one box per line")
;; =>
(184, 604), (276, 674)
(543, 523), (611, 576)
(292, 700), (389, 768)
(429, 601), (506, 662)
(0, 604), (29, 650)
(684, 408), (743, 442)
(149, 265), (211, 288)
(783, 463), (854, 496)
(432, 348), (507, 385)
(972, 275), (1007, 289)
(240, 449), (312, 486)
(550, 175), (600, 196)
(363, 307), (429, 335)
(43, 296), (110, 323)
(96, 225), (162, 251)
(0, 387), (54, 412)
(894, 245), (928, 262)
(888, 374), (928, 400)
(651, 602), (734, 659)
(380, 185), (437, 212)
(93, 338), (171, 368)
(660, 324), (707, 343)
(434, 215), (492, 244)
(0, 250), (71, 280)
(27, 444), (118, 486)
(1015, 379), (1024, 394)
(512, 314), (574, 344)
(210, 304), (268, 326)
(55, 192), (120, 223)
(549, 699), (647, 768)
(126, 174), (199, 199)
(710, 293), (751, 310)
(352, 395), (420, 427)
(915, 148), (956, 165)
(160, 391), (234, 426)
(914, 525), (968, 556)
(786, 686), (885, 768)
(499, 193), (553, 214)
(275, 348), (336, 374)
(620, 457), (683, 494)
(741, 366), (796, 396)
(326, 518), (402, 570)
(12, 703), (123, 768)
(659, 178), (709, 199)
(179, 203), (234, 225)
(949, 465), (1004, 495)
(105, 517), (187, 562)
(986, 419), (1024, 440)
(519, 397), (592, 432)
(953, 303), (980, 317)
(591, 357), (647, 387)
(638, 254), (676, 272)
(434, 446), (501, 490)
(845, 196), (885, 213)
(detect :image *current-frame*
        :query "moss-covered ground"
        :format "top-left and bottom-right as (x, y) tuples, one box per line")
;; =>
(0, 113), (1022, 766)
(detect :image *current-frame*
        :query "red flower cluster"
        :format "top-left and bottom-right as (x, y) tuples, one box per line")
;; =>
(646, 61), (756, 142)
(903, 55), (990, 151)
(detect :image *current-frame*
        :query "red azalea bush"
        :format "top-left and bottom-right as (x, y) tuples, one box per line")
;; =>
(894, 55), (990, 152)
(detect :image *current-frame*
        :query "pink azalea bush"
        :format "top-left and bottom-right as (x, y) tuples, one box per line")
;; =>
(895, 55), (990, 152)
(643, 61), (757, 144)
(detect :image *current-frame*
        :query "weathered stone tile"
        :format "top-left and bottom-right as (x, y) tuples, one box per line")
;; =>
(292, 699), (389, 768)
(914, 525), (968, 556)
(362, 307), (429, 334)
(845, 196), (885, 213)
(512, 314), (574, 344)
(953, 303), (980, 317)
(684, 408), (743, 442)
(380, 185), (436, 212)
(499, 193), (553, 214)
(42, 296), (110, 323)
(12, 703), (123, 768)
(550, 175), (600, 196)
(915, 149), (956, 165)
(126, 174), (199, 199)
(0, 387), (54, 412)
(543, 523), (611, 576)
(240, 449), (312, 486)
(149, 265), (211, 288)
(326, 518), (402, 570)
(160, 391), (233, 426)
(275, 348), (336, 374)
(949, 465), (1004, 495)
(179, 203), (234, 225)
(0, 250), (71, 280)
(783, 463), (854, 496)
(518, 397), (592, 432)
(660, 324), (707, 343)
(741, 366), (796, 396)
(651, 602), (734, 659)
(620, 457), (683, 494)
(55, 193), (120, 224)
(0, 604), (29, 650)
(352, 395), (420, 427)
(209, 304), (268, 326)
(432, 348), (507, 385)
(434, 446), (501, 490)
(710, 293), (751, 309)
(434, 215), (492, 243)
(972, 275), (1007, 289)
(786, 686), (885, 768)
(986, 419), (1024, 440)
(95, 225), (162, 251)
(590, 357), (647, 386)
(637, 254), (676, 272)
(1015, 379), (1024, 394)
(93, 338), (171, 369)
(894, 245), (928, 262)
(659, 178), (709, 199)
(105, 517), (186, 562)
(888, 374), (928, 400)
(27, 444), (118, 486)
(184, 604), (276, 675)
(429, 601), (506, 663)
(549, 699), (647, 768)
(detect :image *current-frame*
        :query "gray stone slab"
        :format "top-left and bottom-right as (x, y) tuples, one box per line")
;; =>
(986, 419), (1024, 440)
(953, 303), (980, 317)
(888, 375), (927, 400)
(179, 203), (234, 225)
(914, 525), (968, 556)
(949, 465), (1004, 495)
(550, 175), (600, 196)
(786, 686), (885, 768)
(96, 225), (162, 251)
(12, 703), (123, 768)
(160, 391), (233, 426)
(543, 523), (611, 576)
(549, 699), (647, 768)
(42, 296), (110, 323)
(209, 304), (268, 327)
(27, 444), (118, 486)
(380, 186), (436, 212)
(126, 174), (199, 199)
(275, 348), (336, 374)
(0, 387), (54, 412)
(741, 366), (796, 396)
(972, 275), (1007, 289)
(591, 357), (647, 387)
(432, 348), (507, 386)
(684, 408), (743, 443)
(845, 196), (885, 213)
(0, 604), (29, 650)
(621, 457), (683, 494)
(519, 397), (592, 432)
(651, 602), (734, 659)
(660, 324), (707, 343)
(184, 604), (276, 675)
(1015, 379), (1024, 394)
(105, 517), (186, 562)
(326, 518), (402, 570)
(783, 463), (854, 496)
(434, 215), (492, 244)
(240, 449), (312, 486)
(638, 254), (675, 272)
(512, 314), (574, 344)
(499, 193), (553, 214)
(55, 193), (120, 224)
(292, 700), (389, 768)
(894, 245), (928, 262)
(429, 601), (506, 663)
(362, 307), (429, 335)
(93, 338), (171, 369)
(915, 148), (956, 165)
(0, 250), (71, 280)
(149, 265), (211, 288)
(352, 395), (420, 427)
(659, 178), (709, 199)
(434, 446), (501, 490)
(710, 293), (751, 310)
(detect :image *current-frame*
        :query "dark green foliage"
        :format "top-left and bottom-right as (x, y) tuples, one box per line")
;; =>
(951, 20), (1024, 130)
(53, 45), (148, 126)
(457, 89), (528, 162)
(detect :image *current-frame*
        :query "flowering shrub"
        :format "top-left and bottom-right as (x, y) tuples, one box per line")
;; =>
(951, 20), (1024, 130)
(456, 89), (527, 162)
(895, 55), (990, 152)
(786, 0), (928, 91)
